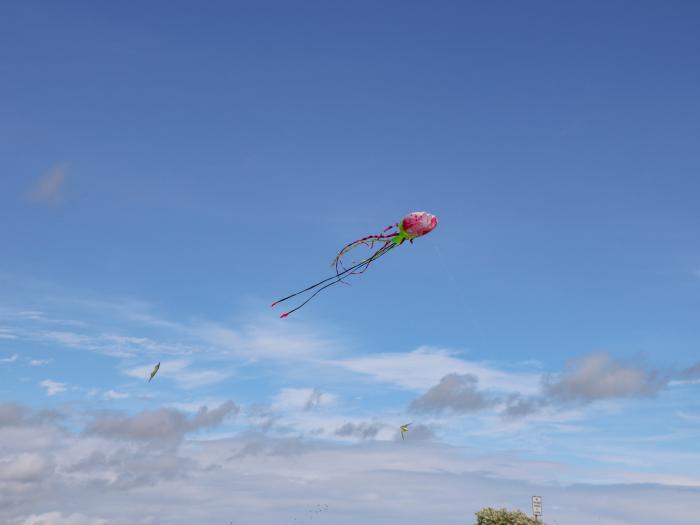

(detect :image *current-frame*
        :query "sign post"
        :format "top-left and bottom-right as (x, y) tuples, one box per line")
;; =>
(532, 496), (542, 522)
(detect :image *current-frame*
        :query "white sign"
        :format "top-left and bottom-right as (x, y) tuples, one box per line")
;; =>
(532, 496), (542, 516)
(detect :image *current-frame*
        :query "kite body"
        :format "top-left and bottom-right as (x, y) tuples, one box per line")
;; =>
(272, 212), (438, 318)
(148, 362), (160, 383)
(400, 422), (412, 440)
(400, 211), (439, 238)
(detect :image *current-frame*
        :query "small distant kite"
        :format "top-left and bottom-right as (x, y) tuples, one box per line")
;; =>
(148, 362), (160, 383)
(272, 211), (438, 318)
(400, 422), (412, 441)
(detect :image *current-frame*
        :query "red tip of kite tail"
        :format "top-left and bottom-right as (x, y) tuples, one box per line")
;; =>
(280, 312), (290, 319)
(271, 301), (278, 307)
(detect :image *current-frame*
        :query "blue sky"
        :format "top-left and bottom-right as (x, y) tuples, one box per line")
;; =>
(1, 2), (700, 524)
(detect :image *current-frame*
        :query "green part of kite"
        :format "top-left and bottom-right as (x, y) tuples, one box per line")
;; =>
(392, 223), (416, 244)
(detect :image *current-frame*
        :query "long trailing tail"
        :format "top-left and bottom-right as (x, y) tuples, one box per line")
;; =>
(331, 222), (400, 273)
(271, 242), (397, 318)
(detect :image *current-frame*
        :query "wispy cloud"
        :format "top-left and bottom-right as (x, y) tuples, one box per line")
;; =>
(196, 321), (337, 360)
(15, 512), (108, 525)
(2, 310), (47, 321)
(33, 330), (195, 358)
(39, 380), (66, 396)
(676, 410), (700, 422)
(102, 390), (129, 401)
(2, 292), (336, 365)
(0, 328), (17, 339)
(29, 359), (51, 366)
(123, 359), (231, 389)
(0, 354), (18, 363)
(272, 388), (336, 412)
(30, 166), (67, 203)
(334, 346), (541, 394)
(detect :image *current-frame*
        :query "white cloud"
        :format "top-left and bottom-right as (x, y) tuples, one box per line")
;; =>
(33, 330), (194, 359)
(0, 310), (46, 321)
(123, 360), (231, 389)
(29, 359), (51, 366)
(15, 512), (107, 525)
(676, 410), (700, 422)
(0, 453), (54, 483)
(0, 328), (17, 339)
(41, 331), (92, 347)
(1, 290), (337, 365)
(196, 321), (337, 360)
(103, 390), (129, 401)
(1, 354), (18, 363)
(272, 388), (336, 412)
(334, 347), (541, 395)
(39, 380), (66, 396)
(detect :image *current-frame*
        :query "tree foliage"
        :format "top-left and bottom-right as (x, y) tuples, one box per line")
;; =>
(475, 507), (543, 525)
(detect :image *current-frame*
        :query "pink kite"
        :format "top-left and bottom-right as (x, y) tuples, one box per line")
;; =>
(272, 211), (438, 318)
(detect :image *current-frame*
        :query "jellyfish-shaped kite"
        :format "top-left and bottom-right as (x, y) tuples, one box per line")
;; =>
(272, 211), (438, 318)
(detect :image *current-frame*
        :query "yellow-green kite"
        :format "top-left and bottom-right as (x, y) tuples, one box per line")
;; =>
(148, 362), (160, 383)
